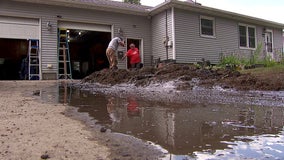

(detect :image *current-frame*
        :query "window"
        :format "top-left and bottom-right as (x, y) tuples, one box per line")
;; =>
(239, 24), (256, 49)
(239, 26), (247, 47)
(200, 16), (215, 37)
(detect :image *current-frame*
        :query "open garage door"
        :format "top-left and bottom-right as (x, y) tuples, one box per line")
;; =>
(58, 21), (111, 33)
(58, 21), (111, 79)
(0, 16), (39, 39)
(0, 16), (39, 80)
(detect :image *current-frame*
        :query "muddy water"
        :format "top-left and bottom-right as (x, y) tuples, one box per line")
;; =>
(50, 85), (284, 159)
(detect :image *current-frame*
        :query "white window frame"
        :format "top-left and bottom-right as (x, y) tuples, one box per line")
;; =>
(200, 15), (216, 38)
(238, 23), (256, 49)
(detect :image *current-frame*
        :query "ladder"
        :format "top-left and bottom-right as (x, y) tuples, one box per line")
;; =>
(58, 28), (72, 79)
(28, 39), (40, 80)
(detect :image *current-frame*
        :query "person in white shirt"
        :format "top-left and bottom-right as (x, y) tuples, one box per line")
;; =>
(106, 37), (125, 69)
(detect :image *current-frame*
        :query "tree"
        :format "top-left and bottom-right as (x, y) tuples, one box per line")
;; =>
(123, 0), (141, 5)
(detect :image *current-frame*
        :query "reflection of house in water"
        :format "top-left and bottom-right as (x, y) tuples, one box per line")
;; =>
(110, 103), (284, 155)
(51, 88), (284, 156)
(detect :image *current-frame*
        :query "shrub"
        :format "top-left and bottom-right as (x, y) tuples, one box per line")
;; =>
(219, 54), (241, 67)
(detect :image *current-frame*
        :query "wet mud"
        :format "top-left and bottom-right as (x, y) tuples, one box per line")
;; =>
(82, 63), (284, 91)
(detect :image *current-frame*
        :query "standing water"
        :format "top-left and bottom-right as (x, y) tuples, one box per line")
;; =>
(46, 85), (284, 159)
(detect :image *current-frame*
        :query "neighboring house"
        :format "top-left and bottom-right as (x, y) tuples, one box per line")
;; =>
(0, 0), (283, 80)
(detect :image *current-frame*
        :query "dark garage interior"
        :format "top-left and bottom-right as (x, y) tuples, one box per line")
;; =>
(0, 38), (29, 80)
(0, 30), (111, 80)
(67, 29), (111, 79)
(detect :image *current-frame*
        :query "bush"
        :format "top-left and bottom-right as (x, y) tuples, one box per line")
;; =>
(219, 54), (241, 67)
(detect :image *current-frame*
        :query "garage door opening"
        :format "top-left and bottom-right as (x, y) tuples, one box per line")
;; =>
(0, 38), (29, 80)
(63, 29), (111, 79)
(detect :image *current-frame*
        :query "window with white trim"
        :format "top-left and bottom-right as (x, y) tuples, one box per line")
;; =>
(239, 24), (256, 49)
(200, 16), (215, 37)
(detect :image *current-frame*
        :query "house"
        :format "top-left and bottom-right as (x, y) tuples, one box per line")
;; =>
(0, 0), (283, 80)
(283, 32), (284, 48)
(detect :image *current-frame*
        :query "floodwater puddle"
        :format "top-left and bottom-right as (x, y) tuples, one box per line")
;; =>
(42, 85), (284, 159)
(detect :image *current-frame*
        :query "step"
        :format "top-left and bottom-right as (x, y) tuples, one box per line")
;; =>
(29, 55), (39, 58)
(59, 60), (71, 62)
(31, 46), (39, 49)
(59, 67), (71, 70)
(58, 47), (69, 50)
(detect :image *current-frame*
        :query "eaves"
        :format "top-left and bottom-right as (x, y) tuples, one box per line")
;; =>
(149, 0), (284, 29)
(12, 0), (151, 16)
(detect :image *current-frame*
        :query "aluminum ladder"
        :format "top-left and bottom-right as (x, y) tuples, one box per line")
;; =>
(28, 39), (40, 80)
(58, 29), (72, 79)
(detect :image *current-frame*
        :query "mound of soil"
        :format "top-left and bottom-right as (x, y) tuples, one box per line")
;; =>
(82, 63), (284, 91)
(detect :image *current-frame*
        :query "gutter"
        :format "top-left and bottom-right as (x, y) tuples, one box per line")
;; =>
(148, 0), (172, 16)
(12, 0), (150, 16)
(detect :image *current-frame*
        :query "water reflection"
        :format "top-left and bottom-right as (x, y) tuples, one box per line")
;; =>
(57, 87), (284, 159)
(126, 96), (140, 117)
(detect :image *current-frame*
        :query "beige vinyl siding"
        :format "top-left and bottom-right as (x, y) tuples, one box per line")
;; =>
(256, 26), (265, 48)
(152, 11), (167, 61)
(174, 8), (239, 64)
(41, 17), (58, 75)
(151, 9), (174, 62)
(0, 0), (151, 76)
(273, 28), (283, 49)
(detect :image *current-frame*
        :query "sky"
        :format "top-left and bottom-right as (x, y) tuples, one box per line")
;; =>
(113, 0), (284, 24)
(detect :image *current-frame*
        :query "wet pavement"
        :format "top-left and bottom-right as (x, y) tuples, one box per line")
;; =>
(41, 84), (284, 159)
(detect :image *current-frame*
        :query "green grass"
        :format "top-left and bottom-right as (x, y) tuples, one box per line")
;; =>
(240, 64), (284, 76)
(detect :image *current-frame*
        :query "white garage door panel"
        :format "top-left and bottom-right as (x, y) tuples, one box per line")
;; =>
(0, 16), (39, 39)
(58, 21), (111, 32)
(0, 23), (39, 39)
(0, 16), (39, 25)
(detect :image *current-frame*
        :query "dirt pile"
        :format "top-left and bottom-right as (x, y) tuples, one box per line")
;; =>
(82, 63), (284, 91)
(221, 69), (284, 91)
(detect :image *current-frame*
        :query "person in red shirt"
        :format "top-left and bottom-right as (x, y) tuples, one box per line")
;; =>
(122, 43), (141, 69)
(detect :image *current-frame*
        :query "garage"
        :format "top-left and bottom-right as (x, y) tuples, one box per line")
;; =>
(58, 21), (111, 79)
(0, 16), (39, 80)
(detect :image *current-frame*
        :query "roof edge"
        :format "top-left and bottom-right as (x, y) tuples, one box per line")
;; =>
(149, 0), (284, 29)
(11, 0), (284, 29)
(12, 0), (149, 16)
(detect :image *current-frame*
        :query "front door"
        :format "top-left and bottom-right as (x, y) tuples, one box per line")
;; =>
(265, 30), (273, 58)
(126, 38), (143, 69)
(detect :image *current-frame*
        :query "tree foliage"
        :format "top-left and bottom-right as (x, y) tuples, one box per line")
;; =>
(123, 0), (141, 5)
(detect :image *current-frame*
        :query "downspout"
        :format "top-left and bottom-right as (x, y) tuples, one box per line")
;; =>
(171, 6), (175, 60)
